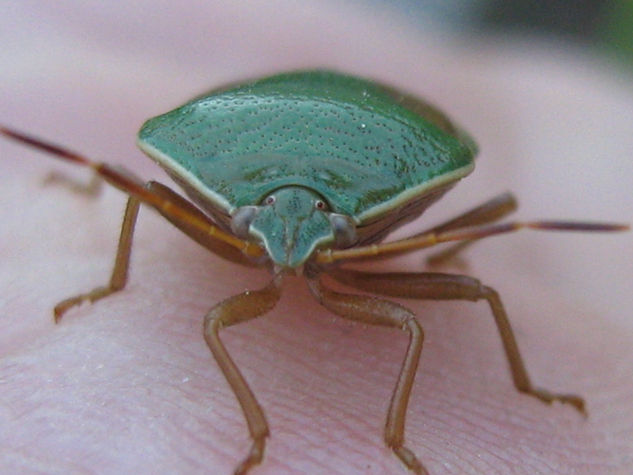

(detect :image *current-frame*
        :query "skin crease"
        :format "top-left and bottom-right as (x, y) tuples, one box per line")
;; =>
(1, 2), (632, 474)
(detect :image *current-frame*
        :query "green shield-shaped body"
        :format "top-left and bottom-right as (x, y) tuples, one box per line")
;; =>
(137, 70), (476, 267)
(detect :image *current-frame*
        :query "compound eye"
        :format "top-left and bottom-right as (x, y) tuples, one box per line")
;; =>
(314, 199), (327, 211)
(264, 195), (276, 206)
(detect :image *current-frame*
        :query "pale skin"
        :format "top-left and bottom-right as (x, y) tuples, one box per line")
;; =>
(1, 127), (631, 474)
(2, 3), (633, 474)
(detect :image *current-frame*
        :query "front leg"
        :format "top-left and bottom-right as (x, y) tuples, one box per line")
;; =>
(54, 194), (140, 321)
(328, 268), (586, 415)
(203, 275), (282, 475)
(306, 272), (428, 475)
(54, 179), (258, 321)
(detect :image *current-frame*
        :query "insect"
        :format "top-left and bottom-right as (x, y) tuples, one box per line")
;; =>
(1, 70), (627, 474)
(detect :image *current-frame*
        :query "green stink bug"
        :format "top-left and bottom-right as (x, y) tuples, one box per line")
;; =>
(1, 70), (627, 474)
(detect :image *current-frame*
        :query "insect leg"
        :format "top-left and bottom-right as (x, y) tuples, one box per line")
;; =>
(306, 272), (428, 475)
(0, 126), (264, 259)
(421, 192), (518, 235)
(353, 193), (518, 267)
(42, 170), (103, 197)
(50, 178), (259, 321)
(54, 194), (140, 321)
(422, 192), (518, 267)
(203, 275), (282, 475)
(328, 268), (586, 414)
(147, 181), (258, 267)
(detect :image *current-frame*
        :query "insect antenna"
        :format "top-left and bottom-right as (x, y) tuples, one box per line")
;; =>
(317, 218), (629, 264)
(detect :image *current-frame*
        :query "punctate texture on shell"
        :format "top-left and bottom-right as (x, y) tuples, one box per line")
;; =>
(138, 70), (476, 226)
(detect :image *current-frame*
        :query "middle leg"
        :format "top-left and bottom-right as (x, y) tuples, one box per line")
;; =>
(418, 192), (518, 266)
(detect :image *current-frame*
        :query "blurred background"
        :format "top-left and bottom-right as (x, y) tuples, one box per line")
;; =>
(366, 0), (633, 65)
